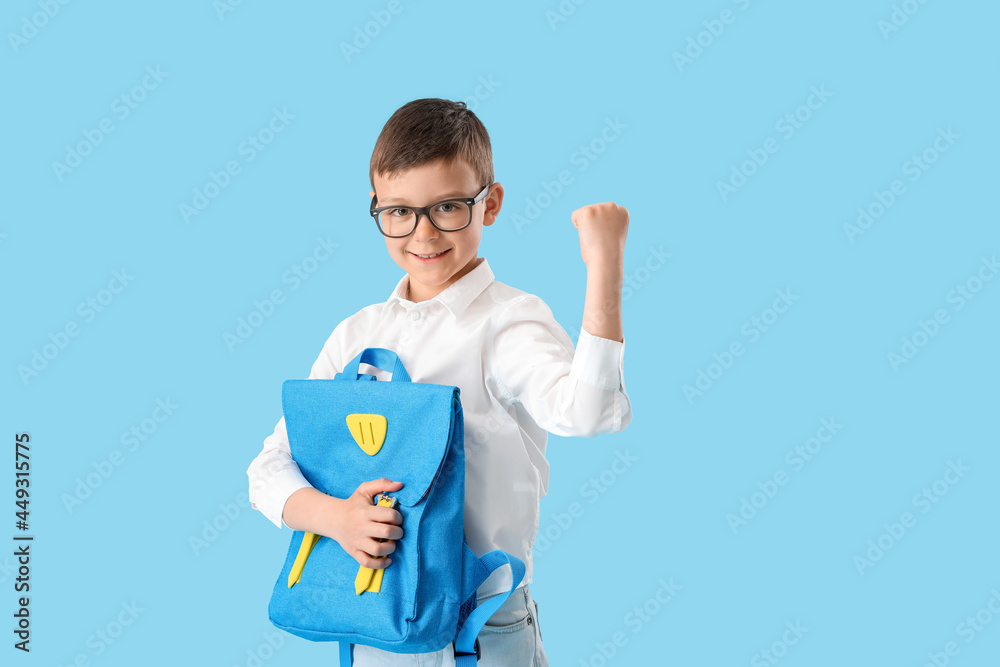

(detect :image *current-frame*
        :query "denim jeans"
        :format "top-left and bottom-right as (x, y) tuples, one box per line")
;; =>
(349, 585), (548, 666)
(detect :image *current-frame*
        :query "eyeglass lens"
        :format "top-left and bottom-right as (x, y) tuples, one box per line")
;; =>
(377, 201), (472, 236)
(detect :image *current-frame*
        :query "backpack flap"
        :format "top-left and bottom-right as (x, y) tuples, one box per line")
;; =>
(280, 378), (458, 508)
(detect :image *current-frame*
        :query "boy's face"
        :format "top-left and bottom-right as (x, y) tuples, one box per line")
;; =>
(370, 157), (503, 303)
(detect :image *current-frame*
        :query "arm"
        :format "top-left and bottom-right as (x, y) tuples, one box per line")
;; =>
(246, 415), (314, 529)
(582, 261), (623, 343)
(283, 481), (404, 570)
(575, 201), (628, 343)
(489, 202), (631, 437)
(248, 420), (405, 569)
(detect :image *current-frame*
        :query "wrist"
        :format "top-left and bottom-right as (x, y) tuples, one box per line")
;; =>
(320, 494), (345, 541)
(585, 255), (624, 275)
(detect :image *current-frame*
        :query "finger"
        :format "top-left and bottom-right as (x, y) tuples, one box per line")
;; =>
(366, 517), (404, 541)
(370, 555), (393, 570)
(372, 506), (404, 526)
(355, 478), (404, 501)
(353, 548), (393, 570)
(362, 537), (396, 558)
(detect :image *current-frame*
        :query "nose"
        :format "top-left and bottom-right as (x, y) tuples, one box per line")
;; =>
(412, 212), (439, 241)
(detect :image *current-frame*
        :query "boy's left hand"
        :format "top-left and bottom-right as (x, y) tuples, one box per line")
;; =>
(571, 202), (629, 269)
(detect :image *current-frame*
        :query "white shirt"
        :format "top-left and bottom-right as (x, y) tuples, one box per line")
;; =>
(246, 257), (631, 596)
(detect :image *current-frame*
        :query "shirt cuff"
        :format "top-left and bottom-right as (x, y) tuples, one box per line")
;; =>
(247, 461), (314, 530)
(571, 328), (626, 391)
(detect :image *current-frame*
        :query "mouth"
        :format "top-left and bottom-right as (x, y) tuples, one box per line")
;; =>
(409, 249), (451, 263)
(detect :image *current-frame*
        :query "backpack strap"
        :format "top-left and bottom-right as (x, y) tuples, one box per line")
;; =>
(453, 550), (526, 666)
(339, 641), (353, 665)
(337, 549), (524, 666)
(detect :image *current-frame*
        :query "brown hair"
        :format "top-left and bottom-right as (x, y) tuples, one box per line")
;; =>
(369, 98), (493, 194)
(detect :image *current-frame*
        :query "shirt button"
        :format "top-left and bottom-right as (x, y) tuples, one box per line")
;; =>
(410, 311), (421, 321)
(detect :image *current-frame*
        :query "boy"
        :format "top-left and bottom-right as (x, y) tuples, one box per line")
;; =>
(246, 98), (632, 666)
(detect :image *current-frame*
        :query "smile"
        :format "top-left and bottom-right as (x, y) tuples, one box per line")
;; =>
(410, 249), (450, 261)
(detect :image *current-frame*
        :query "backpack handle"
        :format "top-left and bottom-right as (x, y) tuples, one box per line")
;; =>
(340, 348), (412, 383)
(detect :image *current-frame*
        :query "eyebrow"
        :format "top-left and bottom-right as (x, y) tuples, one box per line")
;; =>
(377, 192), (469, 205)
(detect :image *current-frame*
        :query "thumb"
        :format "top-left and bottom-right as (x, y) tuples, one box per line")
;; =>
(355, 478), (404, 502)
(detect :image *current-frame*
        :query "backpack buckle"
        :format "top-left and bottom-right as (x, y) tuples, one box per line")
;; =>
(453, 637), (480, 661)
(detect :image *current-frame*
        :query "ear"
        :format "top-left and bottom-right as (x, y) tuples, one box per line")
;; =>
(482, 182), (504, 227)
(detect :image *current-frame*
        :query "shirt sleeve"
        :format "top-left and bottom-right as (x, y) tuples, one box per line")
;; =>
(488, 296), (632, 437)
(245, 320), (349, 529)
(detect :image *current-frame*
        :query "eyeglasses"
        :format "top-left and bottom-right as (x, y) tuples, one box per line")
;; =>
(370, 182), (492, 238)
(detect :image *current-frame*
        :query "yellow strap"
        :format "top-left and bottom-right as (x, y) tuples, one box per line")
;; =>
(287, 531), (321, 588)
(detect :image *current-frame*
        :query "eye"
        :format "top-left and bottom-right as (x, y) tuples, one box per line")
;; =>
(436, 203), (457, 212)
(389, 207), (411, 217)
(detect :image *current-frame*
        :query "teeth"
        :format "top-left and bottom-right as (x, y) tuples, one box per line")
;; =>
(414, 251), (445, 258)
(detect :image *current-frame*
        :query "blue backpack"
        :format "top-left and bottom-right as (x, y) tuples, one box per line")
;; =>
(267, 348), (524, 665)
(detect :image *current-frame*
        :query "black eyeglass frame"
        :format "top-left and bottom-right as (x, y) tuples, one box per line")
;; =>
(369, 182), (493, 238)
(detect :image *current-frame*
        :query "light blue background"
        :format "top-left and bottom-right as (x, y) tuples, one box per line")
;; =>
(3, 1), (998, 665)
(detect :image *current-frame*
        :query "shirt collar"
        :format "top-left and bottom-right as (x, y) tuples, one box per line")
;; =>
(383, 257), (494, 318)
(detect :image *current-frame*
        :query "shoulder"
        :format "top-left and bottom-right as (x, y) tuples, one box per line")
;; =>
(480, 278), (556, 326)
